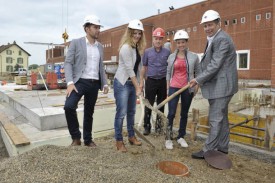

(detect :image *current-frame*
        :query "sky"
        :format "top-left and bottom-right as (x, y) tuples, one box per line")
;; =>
(0, 0), (204, 66)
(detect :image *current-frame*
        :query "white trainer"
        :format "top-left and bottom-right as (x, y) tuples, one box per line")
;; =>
(165, 140), (173, 150)
(177, 138), (188, 148)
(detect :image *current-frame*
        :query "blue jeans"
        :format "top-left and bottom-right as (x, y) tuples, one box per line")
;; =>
(113, 78), (136, 141)
(167, 87), (193, 139)
(64, 78), (99, 145)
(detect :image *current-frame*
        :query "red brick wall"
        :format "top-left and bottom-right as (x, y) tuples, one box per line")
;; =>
(272, 0), (275, 89)
(99, 0), (273, 81)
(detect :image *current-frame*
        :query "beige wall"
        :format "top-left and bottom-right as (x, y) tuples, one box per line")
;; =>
(0, 45), (29, 75)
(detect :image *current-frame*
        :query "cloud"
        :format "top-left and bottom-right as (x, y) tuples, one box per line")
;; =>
(0, 0), (204, 65)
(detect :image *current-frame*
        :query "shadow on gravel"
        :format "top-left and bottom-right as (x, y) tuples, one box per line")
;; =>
(0, 131), (9, 160)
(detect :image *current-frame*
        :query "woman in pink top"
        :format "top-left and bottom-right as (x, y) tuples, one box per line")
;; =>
(165, 30), (200, 150)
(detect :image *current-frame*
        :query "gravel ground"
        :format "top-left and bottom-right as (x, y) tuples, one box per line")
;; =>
(0, 133), (274, 183)
(0, 131), (8, 161)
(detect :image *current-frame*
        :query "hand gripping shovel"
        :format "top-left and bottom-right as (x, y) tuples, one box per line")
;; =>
(138, 83), (190, 140)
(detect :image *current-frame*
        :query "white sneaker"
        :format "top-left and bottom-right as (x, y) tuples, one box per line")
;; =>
(165, 140), (173, 149)
(177, 138), (188, 148)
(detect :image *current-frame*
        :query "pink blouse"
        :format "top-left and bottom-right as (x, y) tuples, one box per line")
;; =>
(170, 57), (188, 88)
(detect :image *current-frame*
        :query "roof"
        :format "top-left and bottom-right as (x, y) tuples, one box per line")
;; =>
(0, 41), (31, 56)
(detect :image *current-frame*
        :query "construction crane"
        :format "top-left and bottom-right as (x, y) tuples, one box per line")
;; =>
(61, 0), (69, 43)
(24, 42), (66, 63)
(62, 29), (69, 43)
(22, 1), (70, 90)
(24, 42), (67, 90)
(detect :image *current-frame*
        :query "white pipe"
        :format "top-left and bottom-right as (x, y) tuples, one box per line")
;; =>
(38, 69), (48, 91)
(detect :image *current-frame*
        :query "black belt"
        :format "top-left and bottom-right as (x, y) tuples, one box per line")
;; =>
(80, 78), (99, 83)
(148, 77), (166, 80)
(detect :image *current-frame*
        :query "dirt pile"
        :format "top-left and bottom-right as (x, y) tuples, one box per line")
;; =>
(0, 134), (274, 183)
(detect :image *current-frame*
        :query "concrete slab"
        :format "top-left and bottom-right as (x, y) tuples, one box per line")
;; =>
(0, 86), (142, 156)
(1, 83), (274, 160)
(0, 88), (121, 131)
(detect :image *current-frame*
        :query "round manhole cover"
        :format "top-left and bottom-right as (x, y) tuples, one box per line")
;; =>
(156, 161), (189, 177)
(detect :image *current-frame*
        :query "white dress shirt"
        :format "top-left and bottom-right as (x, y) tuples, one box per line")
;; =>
(206, 28), (221, 49)
(81, 37), (100, 80)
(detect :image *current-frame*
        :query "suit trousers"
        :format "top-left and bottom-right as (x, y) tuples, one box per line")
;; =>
(143, 77), (166, 129)
(203, 95), (233, 152)
(64, 78), (99, 145)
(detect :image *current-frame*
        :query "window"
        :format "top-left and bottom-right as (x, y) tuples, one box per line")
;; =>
(6, 65), (13, 72)
(237, 50), (250, 70)
(266, 12), (271, 19)
(256, 14), (261, 21)
(19, 50), (22, 55)
(193, 26), (197, 32)
(17, 58), (23, 64)
(241, 17), (246, 23)
(224, 20), (229, 26)
(6, 50), (12, 55)
(233, 19), (237, 24)
(6, 57), (13, 64)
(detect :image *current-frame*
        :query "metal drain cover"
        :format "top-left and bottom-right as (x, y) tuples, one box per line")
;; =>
(204, 150), (232, 170)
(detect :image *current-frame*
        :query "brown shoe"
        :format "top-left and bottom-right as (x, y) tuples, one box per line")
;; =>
(116, 141), (127, 152)
(128, 136), (142, 146)
(85, 141), (97, 148)
(71, 139), (81, 146)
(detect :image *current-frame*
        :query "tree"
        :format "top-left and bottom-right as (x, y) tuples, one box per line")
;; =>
(28, 64), (39, 70)
(14, 64), (20, 71)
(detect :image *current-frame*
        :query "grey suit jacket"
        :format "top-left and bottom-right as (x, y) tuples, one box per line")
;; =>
(167, 49), (200, 93)
(64, 37), (107, 90)
(196, 30), (238, 99)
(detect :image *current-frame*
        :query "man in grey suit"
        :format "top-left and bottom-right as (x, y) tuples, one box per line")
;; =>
(190, 10), (238, 158)
(64, 15), (109, 147)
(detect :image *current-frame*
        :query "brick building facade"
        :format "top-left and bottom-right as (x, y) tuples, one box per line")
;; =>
(48, 0), (275, 89)
(99, 0), (274, 87)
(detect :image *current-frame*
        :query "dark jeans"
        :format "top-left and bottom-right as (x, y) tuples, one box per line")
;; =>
(64, 78), (100, 145)
(167, 87), (193, 139)
(143, 77), (166, 129)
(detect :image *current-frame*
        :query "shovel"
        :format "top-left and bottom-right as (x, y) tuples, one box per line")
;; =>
(139, 83), (190, 140)
(204, 150), (232, 170)
(140, 83), (190, 117)
(133, 126), (155, 148)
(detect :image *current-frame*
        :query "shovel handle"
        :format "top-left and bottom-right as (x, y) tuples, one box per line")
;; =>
(156, 83), (190, 110)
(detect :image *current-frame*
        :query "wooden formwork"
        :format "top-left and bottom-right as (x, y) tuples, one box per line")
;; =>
(14, 76), (27, 85)
(189, 106), (275, 151)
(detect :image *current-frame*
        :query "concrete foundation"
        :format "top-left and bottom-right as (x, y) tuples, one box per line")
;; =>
(0, 83), (274, 162)
(0, 86), (142, 156)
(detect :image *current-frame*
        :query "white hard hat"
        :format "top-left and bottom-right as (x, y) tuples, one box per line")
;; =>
(200, 10), (220, 24)
(128, 19), (144, 31)
(174, 30), (189, 41)
(83, 15), (102, 26)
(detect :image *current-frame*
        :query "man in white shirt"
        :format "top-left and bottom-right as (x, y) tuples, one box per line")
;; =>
(64, 15), (109, 147)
